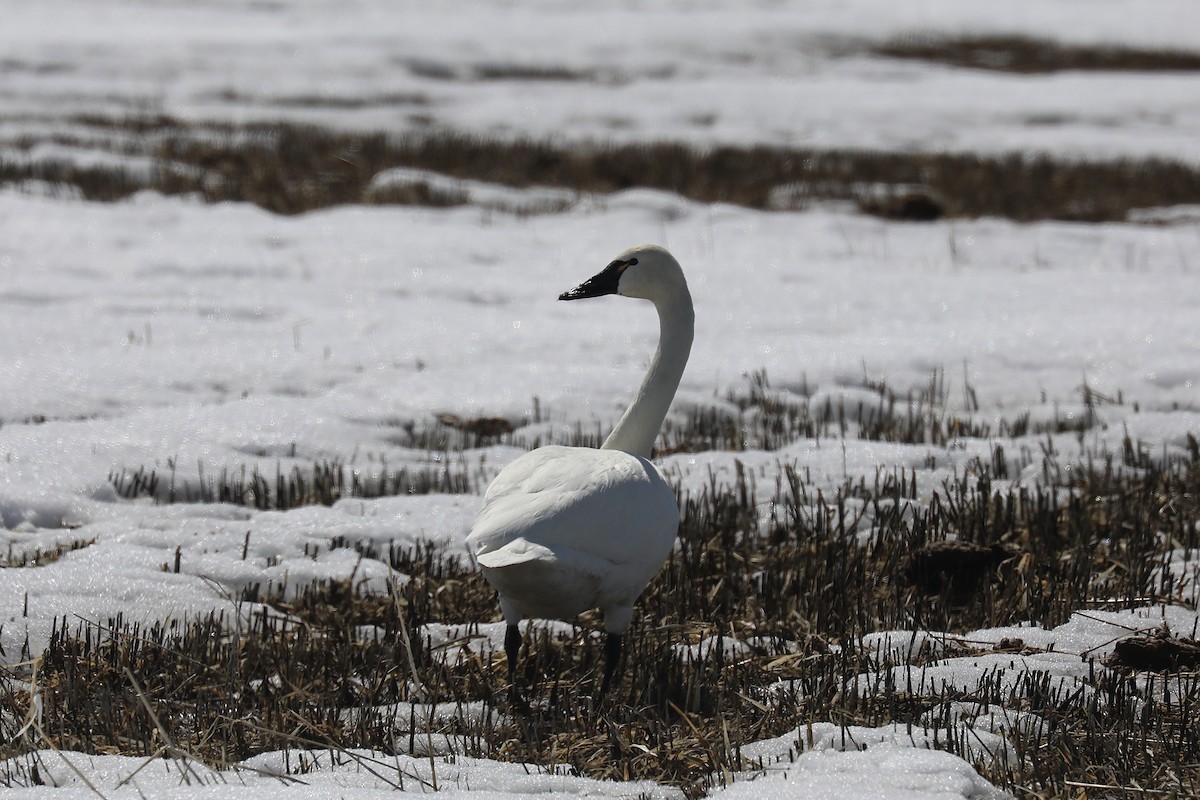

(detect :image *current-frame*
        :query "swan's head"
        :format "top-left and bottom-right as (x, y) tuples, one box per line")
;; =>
(558, 244), (686, 304)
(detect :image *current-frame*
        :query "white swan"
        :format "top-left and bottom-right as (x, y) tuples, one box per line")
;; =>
(466, 244), (693, 698)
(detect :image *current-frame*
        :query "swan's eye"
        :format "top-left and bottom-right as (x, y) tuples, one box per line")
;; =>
(626, 258), (638, 266)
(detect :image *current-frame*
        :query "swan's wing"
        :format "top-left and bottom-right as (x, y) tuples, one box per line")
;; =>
(475, 536), (613, 578)
(467, 445), (678, 571)
(474, 536), (555, 569)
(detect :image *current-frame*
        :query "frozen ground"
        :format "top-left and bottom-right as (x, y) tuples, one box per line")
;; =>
(3, 1), (1200, 798)
(2, 1), (1200, 159)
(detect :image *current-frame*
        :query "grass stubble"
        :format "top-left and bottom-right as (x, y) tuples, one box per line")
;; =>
(3, 373), (1200, 798)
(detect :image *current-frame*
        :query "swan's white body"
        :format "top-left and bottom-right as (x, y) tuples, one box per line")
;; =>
(469, 444), (678, 633)
(466, 244), (693, 693)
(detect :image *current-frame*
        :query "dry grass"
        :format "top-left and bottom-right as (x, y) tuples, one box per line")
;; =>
(108, 456), (476, 510)
(5, 425), (1200, 797)
(4, 115), (1200, 222)
(1, 538), (95, 568)
(876, 34), (1200, 74)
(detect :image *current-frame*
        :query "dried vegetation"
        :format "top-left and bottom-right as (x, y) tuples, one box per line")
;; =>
(2, 113), (1200, 222)
(5, 375), (1200, 797)
(876, 34), (1200, 74)
(108, 456), (475, 511)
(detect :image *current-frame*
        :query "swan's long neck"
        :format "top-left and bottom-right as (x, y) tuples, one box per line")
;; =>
(601, 289), (694, 459)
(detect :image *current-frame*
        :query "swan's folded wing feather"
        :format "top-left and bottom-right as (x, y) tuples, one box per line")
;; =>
(475, 537), (554, 569)
(475, 536), (612, 578)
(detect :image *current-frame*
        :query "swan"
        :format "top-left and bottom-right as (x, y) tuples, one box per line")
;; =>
(466, 244), (693, 698)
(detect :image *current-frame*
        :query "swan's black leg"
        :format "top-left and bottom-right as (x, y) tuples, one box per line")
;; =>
(505, 624), (526, 706)
(504, 624), (522, 683)
(600, 632), (622, 696)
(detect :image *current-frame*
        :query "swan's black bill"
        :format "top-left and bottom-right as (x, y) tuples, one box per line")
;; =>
(558, 259), (627, 301)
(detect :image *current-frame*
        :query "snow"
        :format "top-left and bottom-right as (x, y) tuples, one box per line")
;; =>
(836, 606), (1200, 769)
(724, 725), (1008, 800)
(4, 0), (1200, 797)
(1, 749), (685, 799)
(3, 1), (1200, 159)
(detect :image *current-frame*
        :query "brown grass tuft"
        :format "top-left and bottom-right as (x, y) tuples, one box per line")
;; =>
(876, 34), (1200, 74)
